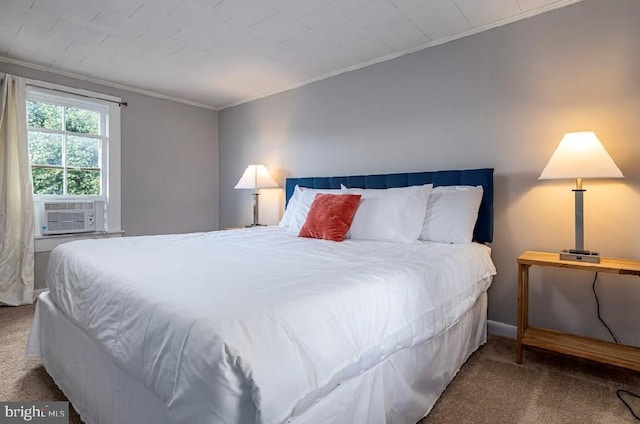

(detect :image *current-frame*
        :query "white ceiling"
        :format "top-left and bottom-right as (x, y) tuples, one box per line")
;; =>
(0, 0), (582, 110)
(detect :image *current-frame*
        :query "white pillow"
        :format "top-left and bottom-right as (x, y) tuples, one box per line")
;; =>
(342, 184), (432, 243)
(286, 187), (343, 233)
(419, 185), (483, 244)
(279, 185), (302, 228)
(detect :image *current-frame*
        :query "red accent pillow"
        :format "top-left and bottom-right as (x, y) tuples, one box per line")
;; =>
(298, 194), (362, 242)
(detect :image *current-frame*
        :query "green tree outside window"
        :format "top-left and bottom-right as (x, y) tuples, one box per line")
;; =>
(27, 100), (102, 196)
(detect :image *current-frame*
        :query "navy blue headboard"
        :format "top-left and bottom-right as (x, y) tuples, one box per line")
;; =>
(285, 168), (494, 243)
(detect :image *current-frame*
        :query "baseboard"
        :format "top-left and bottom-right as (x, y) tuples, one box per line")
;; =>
(33, 288), (49, 300)
(488, 320), (516, 339)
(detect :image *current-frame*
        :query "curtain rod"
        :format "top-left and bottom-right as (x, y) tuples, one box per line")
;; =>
(0, 77), (127, 107)
(27, 82), (128, 107)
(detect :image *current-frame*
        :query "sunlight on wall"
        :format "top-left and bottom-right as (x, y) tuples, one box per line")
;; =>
(259, 188), (284, 225)
(511, 180), (637, 258)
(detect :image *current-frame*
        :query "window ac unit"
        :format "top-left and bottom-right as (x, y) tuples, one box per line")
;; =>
(42, 201), (96, 235)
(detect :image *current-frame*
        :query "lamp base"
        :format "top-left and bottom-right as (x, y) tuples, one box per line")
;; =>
(559, 249), (600, 263)
(244, 223), (266, 228)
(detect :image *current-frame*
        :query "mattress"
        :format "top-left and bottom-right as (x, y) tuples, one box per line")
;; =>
(44, 227), (496, 424)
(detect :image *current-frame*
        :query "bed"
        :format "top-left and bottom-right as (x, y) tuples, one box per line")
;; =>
(27, 168), (496, 424)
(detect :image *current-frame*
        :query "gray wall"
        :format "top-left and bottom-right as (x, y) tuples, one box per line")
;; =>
(219, 0), (640, 344)
(0, 62), (219, 289)
(120, 92), (218, 236)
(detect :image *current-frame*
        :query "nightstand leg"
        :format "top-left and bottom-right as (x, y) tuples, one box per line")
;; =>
(516, 264), (530, 364)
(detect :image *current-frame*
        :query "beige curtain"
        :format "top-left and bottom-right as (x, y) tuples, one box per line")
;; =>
(0, 75), (35, 306)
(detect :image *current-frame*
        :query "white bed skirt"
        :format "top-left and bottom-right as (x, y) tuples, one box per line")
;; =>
(27, 290), (488, 424)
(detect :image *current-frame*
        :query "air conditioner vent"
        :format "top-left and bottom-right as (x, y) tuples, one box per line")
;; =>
(42, 201), (96, 235)
(44, 202), (94, 211)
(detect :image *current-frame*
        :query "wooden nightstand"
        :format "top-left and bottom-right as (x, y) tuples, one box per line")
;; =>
(517, 251), (640, 371)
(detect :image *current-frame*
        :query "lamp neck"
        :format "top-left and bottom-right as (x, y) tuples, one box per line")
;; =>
(575, 178), (582, 190)
(252, 191), (260, 226)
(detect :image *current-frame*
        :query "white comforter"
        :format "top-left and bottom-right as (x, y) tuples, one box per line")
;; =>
(46, 227), (496, 424)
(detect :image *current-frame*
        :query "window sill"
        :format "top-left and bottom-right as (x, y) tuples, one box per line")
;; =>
(35, 230), (125, 253)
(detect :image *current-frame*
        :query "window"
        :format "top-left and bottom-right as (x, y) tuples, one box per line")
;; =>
(26, 80), (122, 246)
(27, 93), (106, 197)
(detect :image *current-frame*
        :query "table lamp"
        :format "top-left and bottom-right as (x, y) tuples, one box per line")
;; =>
(539, 131), (623, 263)
(235, 164), (278, 226)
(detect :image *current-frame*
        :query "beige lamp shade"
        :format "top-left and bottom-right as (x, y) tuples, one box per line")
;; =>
(539, 131), (623, 180)
(234, 164), (278, 190)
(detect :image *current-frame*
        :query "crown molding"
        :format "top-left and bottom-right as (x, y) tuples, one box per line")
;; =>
(0, 56), (218, 111)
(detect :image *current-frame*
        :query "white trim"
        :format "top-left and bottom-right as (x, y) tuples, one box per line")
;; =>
(26, 126), (103, 139)
(0, 56), (217, 110)
(35, 230), (125, 253)
(33, 288), (48, 300)
(106, 99), (121, 233)
(487, 320), (517, 339)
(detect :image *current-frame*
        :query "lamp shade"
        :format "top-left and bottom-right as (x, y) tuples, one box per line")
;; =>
(539, 131), (623, 180)
(234, 164), (278, 190)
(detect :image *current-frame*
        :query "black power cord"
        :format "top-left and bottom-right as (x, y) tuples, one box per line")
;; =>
(592, 272), (619, 343)
(617, 390), (640, 420)
(592, 272), (640, 420)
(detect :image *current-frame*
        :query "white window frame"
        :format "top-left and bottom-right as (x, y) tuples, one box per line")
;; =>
(27, 80), (122, 251)
(28, 91), (107, 200)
